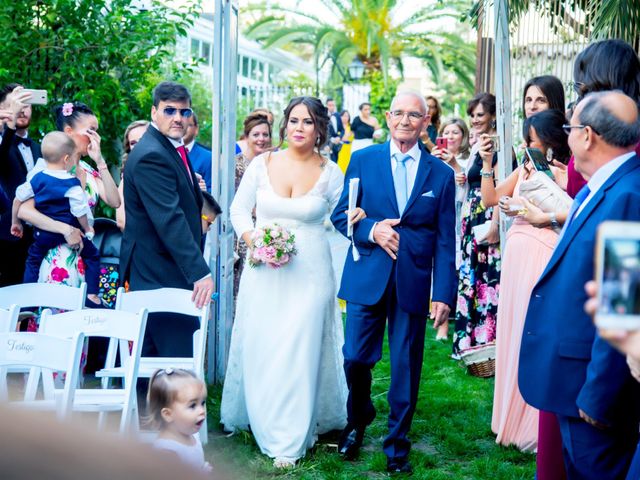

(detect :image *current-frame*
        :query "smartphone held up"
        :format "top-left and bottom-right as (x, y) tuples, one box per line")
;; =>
(596, 221), (640, 330)
(22, 89), (48, 105)
(436, 137), (448, 150)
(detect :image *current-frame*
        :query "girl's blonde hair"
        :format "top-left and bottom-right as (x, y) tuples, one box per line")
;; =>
(146, 368), (204, 429)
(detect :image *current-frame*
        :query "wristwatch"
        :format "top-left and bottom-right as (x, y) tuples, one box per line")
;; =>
(549, 212), (559, 229)
(480, 169), (494, 178)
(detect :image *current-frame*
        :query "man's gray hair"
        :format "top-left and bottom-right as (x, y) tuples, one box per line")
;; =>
(390, 91), (428, 113)
(579, 91), (640, 148)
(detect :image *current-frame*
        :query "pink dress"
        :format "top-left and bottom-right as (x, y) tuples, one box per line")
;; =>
(491, 166), (559, 452)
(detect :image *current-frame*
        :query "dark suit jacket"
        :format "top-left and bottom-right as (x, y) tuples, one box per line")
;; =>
(188, 142), (212, 192)
(519, 154), (640, 426)
(120, 125), (210, 290)
(0, 127), (41, 240)
(331, 141), (457, 316)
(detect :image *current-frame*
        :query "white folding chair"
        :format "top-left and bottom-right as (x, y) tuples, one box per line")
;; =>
(96, 287), (209, 442)
(36, 307), (148, 434)
(0, 305), (22, 401)
(0, 331), (84, 419)
(0, 282), (87, 312)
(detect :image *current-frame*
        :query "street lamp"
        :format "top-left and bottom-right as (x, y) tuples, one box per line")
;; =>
(348, 58), (365, 82)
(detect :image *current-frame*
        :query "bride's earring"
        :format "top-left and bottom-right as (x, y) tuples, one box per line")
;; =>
(490, 119), (496, 129)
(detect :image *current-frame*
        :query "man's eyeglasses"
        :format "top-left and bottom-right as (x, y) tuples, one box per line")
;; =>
(389, 110), (426, 121)
(562, 123), (600, 135)
(162, 107), (194, 118)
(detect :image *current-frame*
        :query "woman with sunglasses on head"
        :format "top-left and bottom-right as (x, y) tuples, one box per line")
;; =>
(481, 109), (570, 455)
(566, 39), (640, 198)
(17, 101), (121, 304)
(452, 93), (501, 358)
(221, 96), (355, 468)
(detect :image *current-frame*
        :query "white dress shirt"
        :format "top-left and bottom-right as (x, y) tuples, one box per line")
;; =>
(368, 140), (423, 242)
(575, 151), (635, 218)
(16, 133), (35, 172)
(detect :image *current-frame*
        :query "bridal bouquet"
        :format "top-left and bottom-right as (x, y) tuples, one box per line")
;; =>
(248, 224), (297, 268)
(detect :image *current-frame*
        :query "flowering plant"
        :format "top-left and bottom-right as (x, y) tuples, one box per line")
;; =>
(248, 224), (297, 268)
(62, 102), (74, 117)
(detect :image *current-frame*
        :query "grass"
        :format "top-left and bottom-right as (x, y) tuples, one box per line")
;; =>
(204, 325), (535, 479)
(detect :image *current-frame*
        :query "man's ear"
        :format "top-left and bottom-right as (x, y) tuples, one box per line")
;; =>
(151, 106), (158, 123)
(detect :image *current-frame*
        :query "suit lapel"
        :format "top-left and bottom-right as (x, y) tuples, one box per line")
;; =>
(149, 126), (198, 200)
(403, 146), (432, 216)
(377, 142), (400, 216)
(539, 156), (640, 282)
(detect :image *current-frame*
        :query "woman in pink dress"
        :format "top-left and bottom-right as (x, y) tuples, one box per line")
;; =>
(480, 108), (570, 452)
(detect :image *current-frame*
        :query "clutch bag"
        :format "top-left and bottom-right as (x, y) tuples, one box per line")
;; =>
(472, 220), (493, 246)
(519, 171), (572, 213)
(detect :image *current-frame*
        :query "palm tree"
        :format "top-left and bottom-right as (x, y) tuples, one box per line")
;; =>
(470, 1), (640, 49)
(243, 0), (476, 91)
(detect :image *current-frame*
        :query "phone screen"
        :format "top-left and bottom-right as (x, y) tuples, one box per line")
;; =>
(597, 233), (640, 329)
(525, 148), (554, 180)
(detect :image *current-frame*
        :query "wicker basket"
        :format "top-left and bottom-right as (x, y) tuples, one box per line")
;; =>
(459, 342), (496, 378)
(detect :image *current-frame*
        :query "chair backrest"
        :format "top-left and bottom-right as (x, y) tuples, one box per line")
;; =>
(0, 331), (84, 418)
(0, 283), (87, 311)
(115, 287), (208, 377)
(0, 305), (19, 333)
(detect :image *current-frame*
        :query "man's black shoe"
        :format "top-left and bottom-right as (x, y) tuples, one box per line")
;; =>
(387, 458), (412, 474)
(337, 425), (364, 460)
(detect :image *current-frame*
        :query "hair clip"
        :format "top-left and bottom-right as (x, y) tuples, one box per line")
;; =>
(164, 368), (174, 375)
(62, 103), (74, 117)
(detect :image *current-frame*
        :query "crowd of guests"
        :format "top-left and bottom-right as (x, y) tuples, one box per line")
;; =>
(2, 37), (640, 479)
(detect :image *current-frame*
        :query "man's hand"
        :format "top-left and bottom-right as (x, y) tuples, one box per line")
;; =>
(195, 173), (207, 191)
(579, 408), (609, 429)
(192, 275), (214, 309)
(373, 218), (401, 260)
(2, 87), (31, 129)
(431, 301), (450, 328)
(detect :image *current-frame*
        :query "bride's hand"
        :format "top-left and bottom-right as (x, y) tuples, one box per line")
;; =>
(345, 207), (366, 225)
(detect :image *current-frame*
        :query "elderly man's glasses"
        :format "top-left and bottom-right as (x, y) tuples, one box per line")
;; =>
(389, 110), (425, 121)
(162, 107), (193, 118)
(562, 124), (600, 135)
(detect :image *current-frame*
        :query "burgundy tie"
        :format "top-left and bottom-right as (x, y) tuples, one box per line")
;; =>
(176, 145), (193, 184)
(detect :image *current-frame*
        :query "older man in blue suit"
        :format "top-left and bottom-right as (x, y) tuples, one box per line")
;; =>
(331, 91), (457, 474)
(519, 91), (640, 479)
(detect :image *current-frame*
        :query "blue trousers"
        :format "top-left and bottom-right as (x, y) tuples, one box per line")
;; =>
(344, 274), (427, 461)
(24, 230), (100, 295)
(557, 414), (638, 480)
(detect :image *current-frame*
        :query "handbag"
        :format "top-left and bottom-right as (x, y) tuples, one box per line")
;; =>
(472, 220), (493, 246)
(519, 171), (573, 213)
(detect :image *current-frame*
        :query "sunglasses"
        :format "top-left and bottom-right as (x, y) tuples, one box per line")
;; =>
(562, 123), (600, 135)
(162, 107), (193, 118)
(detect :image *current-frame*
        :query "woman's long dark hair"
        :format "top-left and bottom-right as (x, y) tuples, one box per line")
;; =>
(278, 96), (328, 150)
(522, 75), (566, 117)
(523, 109), (571, 164)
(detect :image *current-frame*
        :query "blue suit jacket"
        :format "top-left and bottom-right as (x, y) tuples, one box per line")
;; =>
(189, 142), (212, 192)
(331, 141), (457, 316)
(519, 154), (640, 425)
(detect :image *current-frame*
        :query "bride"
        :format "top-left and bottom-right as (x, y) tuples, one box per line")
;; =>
(221, 96), (362, 467)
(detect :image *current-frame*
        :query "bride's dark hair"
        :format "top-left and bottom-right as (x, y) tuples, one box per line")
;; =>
(278, 96), (329, 150)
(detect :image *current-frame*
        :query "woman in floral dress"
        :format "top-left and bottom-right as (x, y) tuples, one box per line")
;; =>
(452, 93), (501, 357)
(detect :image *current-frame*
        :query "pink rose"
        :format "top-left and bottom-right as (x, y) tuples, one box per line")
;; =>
(62, 102), (74, 116)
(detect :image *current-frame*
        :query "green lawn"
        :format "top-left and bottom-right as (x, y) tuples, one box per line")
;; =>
(204, 326), (535, 479)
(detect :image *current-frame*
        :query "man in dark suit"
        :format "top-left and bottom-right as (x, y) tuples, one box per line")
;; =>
(120, 81), (213, 357)
(327, 98), (344, 163)
(183, 111), (212, 192)
(0, 85), (41, 286)
(331, 92), (457, 474)
(519, 91), (640, 479)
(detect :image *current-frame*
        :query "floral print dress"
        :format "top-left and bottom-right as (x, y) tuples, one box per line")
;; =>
(453, 153), (501, 356)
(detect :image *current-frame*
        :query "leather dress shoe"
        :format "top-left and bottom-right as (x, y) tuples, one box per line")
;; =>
(338, 425), (365, 460)
(387, 457), (412, 474)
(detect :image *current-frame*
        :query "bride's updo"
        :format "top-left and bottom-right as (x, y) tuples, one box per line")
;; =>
(278, 96), (329, 150)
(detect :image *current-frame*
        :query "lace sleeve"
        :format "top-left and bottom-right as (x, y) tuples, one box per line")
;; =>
(325, 162), (345, 213)
(230, 156), (261, 237)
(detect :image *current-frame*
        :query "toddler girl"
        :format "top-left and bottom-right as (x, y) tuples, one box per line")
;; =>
(147, 368), (212, 473)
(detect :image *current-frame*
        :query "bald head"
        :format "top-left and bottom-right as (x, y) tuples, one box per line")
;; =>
(41, 131), (77, 165)
(577, 91), (640, 148)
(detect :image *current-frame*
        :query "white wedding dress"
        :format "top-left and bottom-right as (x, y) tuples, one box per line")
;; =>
(220, 154), (348, 462)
